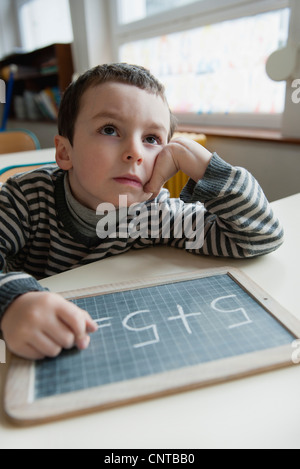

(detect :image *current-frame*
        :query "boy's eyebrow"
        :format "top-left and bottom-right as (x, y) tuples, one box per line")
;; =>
(91, 111), (121, 121)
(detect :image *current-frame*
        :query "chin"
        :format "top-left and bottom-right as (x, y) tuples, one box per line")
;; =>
(111, 192), (149, 208)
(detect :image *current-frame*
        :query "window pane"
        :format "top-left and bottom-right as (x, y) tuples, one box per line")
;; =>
(120, 9), (290, 115)
(118, 0), (200, 24)
(20, 0), (73, 51)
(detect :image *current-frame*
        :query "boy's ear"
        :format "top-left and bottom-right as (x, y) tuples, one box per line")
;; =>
(55, 135), (73, 170)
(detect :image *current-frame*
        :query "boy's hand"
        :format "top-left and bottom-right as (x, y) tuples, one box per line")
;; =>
(1, 292), (98, 360)
(144, 137), (212, 198)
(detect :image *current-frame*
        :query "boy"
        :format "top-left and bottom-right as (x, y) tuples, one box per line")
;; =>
(0, 63), (283, 360)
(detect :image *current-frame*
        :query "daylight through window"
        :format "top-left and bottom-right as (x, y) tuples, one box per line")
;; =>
(120, 8), (290, 116)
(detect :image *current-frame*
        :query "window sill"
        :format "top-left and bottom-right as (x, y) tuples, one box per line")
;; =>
(177, 125), (300, 144)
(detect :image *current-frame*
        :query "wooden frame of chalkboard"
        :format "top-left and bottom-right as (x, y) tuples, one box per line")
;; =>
(4, 267), (300, 425)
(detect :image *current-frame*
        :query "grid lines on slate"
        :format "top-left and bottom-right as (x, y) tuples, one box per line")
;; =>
(34, 275), (295, 399)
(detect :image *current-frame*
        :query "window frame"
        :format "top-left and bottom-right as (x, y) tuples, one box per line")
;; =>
(14, 0), (30, 50)
(14, 0), (73, 53)
(109, 0), (297, 132)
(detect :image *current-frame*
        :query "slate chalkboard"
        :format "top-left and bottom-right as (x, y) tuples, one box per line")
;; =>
(4, 268), (300, 424)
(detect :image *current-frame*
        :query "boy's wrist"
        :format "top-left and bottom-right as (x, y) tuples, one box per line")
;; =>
(0, 274), (48, 327)
(184, 147), (212, 182)
(180, 152), (234, 203)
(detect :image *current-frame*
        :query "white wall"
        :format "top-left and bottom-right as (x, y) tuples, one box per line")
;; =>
(205, 136), (300, 202)
(7, 120), (57, 149)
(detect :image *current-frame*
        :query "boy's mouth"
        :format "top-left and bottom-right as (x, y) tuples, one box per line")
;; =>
(113, 174), (143, 188)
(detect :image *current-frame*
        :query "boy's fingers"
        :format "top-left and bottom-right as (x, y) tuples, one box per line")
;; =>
(43, 320), (75, 350)
(56, 298), (97, 350)
(144, 175), (165, 198)
(32, 330), (63, 358)
(76, 334), (91, 350)
(144, 159), (171, 196)
(75, 312), (98, 350)
(145, 145), (179, 197)
(84, 312), (98, 333)
(15, 344), (45, 361)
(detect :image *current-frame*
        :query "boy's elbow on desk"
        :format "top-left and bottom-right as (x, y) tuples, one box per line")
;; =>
(244, 226), (285, 258)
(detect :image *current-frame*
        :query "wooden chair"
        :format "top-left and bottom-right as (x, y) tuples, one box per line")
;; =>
(0, 163), (56, 189)
(0, 130), (41, 154)
(0, 164), (44, 185)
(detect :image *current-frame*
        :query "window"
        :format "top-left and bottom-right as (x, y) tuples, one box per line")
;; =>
(110, 0), (297, 132)
(16, 0), (73, 52)
(120, 9), (289, 116)
(118, 0), (200, 24)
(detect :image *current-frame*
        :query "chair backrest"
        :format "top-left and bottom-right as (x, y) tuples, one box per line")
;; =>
(0, 162), (56, 188)
(0, 130), (41, 154)
(0, 164), (44, 185)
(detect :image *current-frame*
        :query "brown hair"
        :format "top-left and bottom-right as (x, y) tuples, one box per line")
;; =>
(58, 63), (177, 145)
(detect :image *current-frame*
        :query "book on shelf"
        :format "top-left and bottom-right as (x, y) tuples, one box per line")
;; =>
(14, 87), (61, 121)
(40, 58), (58, 75)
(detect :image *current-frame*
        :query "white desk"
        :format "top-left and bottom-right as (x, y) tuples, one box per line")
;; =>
(0, 148), (56, 169)
(0, 148), (299, 449)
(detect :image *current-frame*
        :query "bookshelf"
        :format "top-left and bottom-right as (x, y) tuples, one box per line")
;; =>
(0, 43), (74, 123)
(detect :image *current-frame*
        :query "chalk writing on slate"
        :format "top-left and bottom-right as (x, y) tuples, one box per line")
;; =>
(34, 274), (295, 399)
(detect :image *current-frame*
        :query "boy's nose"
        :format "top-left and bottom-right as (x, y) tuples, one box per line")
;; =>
(122, 139), (143, 165)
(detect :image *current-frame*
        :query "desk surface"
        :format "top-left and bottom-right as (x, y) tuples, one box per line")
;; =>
(0, 149), (299, 448)
(0, 148), (56, 168)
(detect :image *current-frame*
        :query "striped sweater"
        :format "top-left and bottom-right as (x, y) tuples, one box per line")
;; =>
(0, 153), (284, 322)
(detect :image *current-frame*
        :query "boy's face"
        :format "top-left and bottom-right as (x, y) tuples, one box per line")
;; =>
(56, 82), (170, 210)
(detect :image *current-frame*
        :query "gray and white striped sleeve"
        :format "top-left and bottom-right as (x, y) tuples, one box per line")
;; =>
(180, 153), (284, 258)
(0, 181), (46, 323)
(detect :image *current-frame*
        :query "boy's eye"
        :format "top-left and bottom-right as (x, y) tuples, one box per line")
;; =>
(100, 125), (118, 136)
(145, 135), (160, 145)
